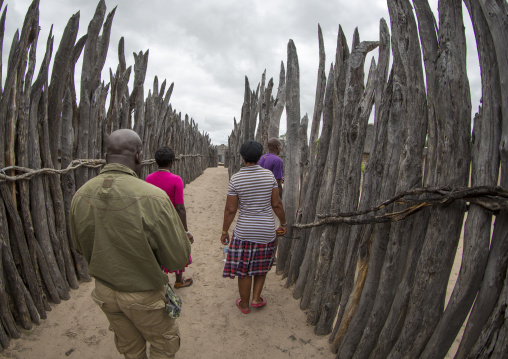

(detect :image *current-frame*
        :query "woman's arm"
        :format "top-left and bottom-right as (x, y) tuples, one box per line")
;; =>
(271, 187), (287, 234)
(221, 195), (238, 245)
(174, 204), (187, 229)
(173, 177), (194, 243)
(175, 203), (194, 244)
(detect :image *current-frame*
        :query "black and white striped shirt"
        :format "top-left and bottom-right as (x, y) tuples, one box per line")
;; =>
(228, 165), (278, 244)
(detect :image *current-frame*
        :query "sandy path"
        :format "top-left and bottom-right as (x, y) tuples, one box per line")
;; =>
(1, 167), (334, 359)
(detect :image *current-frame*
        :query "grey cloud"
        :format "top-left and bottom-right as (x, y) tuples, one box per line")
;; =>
(4, 0), (482, 145)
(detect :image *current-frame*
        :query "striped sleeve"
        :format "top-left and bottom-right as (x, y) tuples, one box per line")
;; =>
(227, 177), (237, 196)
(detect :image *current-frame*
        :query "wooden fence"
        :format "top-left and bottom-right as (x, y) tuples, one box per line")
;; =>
(227, 0), (507, 358)
(0, 0), (217, 350)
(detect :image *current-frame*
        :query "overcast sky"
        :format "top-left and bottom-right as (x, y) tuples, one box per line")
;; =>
(5, 0), (480, 145)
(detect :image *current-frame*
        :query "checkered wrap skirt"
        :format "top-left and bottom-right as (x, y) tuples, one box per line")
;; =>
(222, 236), (276, 278)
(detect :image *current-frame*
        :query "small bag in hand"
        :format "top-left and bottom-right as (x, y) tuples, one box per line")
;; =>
(164, 283), (182, 319)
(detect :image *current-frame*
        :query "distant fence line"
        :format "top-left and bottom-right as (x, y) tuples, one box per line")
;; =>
(227, 0), (507, 358)
(0, 0), (217, 350)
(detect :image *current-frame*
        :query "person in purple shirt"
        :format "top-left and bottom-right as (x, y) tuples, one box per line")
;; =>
(258, 138), (284, 199)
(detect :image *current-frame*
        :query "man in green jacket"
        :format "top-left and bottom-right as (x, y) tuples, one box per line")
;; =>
(70, 129), (191, 359)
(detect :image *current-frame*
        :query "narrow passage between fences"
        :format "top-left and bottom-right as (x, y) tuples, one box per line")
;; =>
(1, 167), (339, 359)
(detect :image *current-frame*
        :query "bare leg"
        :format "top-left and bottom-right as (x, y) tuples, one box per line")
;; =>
(237, 276), (252, 310)
(272, 238), (279, 266)
(174, 272), (193, 288)
(251, 275), (266, 304)
(175, 273), (183, 283)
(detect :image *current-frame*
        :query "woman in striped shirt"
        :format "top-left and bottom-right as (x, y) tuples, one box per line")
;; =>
(221, 140), (287, 314)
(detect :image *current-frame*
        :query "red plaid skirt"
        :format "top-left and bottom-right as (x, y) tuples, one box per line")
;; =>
(222, 236), (276, 279)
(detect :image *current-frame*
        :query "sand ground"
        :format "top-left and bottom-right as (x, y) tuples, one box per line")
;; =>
(0, 166), (464, 359)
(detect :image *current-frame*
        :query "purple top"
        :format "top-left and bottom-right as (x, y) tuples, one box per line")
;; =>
(258, 153), (284, 180)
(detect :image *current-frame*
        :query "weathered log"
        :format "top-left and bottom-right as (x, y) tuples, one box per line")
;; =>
(0, 1), (55, 327)
(421, 1), (501, 357)
(277, 39), (301, 272)
(308, 24), (326, 166)
(334, 50), (396, 351)
(314, 37), (378, 336)
(21, 280), (40, 325)
(327, 18), (391, 351)
(249, 85), (259, 142)
(14, 14), (46, 320)
(40, 75), (80, 290)
(302, 26), (349, 323)
(0, 192), (33, 330)
(284, 24), (326, 286)
(76, 0), (108, 189)
(340, 0), (427, 355)
(254, 70), (266, 144)
(259, 78), (274, 150)
(268, 62), (286, 139)
(106, 38), (131, 134)
(37, 30), (68, 285)
(387, 0), (471, 356)
(0, 3), (6, 96)
(330, 54), (386, 356)
(0, 203), (20, 341)
(2, 0), (38, 168)
(0, 320), (9, 350)
(332, 224), (373, 353)
(455, 1), (508, 356)
(61, 87), (90, 282)
(240, 77), (252, 145)
(370, 1), (438, 355)
(48, 11), (79, 166)
(29, 32), (69, 302)
(70, 34), (87, 156)
(292, 63), (334, 301)
(131, 49), (148, 140)
(468, 265), (508, 358)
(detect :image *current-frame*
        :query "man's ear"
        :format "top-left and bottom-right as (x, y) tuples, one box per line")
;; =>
(135, 151), (142, 164)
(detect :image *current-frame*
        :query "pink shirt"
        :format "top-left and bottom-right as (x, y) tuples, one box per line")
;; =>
(145, 170), (184, 205)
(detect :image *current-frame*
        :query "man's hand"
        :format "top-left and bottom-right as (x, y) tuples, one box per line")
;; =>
(186, 232), (194, 244)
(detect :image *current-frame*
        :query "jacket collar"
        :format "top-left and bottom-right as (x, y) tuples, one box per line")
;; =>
(100, 163), (139, 178)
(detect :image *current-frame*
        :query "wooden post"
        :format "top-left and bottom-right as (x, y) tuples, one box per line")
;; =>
(387, 1), (471, 357)
(277, 39), (301, 271)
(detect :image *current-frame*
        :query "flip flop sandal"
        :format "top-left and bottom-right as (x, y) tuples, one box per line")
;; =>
(236, 298), (251, 314)
(174, 278), (193, 288)
(251, 297), (267, 307)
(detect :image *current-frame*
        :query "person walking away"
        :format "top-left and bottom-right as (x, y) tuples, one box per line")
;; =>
(146, 146), (194, 288)
(258, 137), (284, 199)
(220, 140), (287, 314)
(258, 137), (284, 265)
(70, 129), (191, 359)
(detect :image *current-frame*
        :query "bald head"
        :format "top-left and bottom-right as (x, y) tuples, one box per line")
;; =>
(105, 129), (143, 173)
(267, 137), (282, 155)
